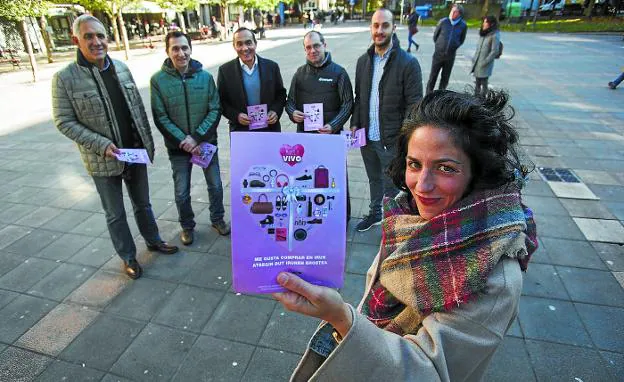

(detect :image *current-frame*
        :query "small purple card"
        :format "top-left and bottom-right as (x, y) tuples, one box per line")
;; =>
(303, 103), (323, 131)
(230, 132), (347, 294)
(341, 128), (366, 150)
(190, 142), (216, 168)
(247, 104), (268, 130)
(115, 149), (150, 164)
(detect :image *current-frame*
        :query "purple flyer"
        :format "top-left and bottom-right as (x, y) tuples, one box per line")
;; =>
(190, 142), (216, 168)
(230, 132), (347, 294)
(247, 104), (268, 130)
(303, 103), (323, 131)
(115, 149), (151, 164)
(341, 128), (367, 150)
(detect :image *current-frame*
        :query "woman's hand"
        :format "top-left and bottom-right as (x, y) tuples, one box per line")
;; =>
(272, 272), (353, 338)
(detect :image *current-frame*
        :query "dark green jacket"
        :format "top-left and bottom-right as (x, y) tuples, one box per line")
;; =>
(150, 58), (221, 153)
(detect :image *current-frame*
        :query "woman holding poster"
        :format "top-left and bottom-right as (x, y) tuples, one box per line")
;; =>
(273, 90), (538, 381)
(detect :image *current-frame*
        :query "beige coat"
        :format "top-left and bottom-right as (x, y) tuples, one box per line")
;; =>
(291, 255), (523, 381)
(52, 56), (154, 177)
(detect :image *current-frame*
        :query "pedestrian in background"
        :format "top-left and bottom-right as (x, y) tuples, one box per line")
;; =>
(52, 15), (178, 280)
(426, 4), (467, 94)
(608, 71), (624, 89)
(471, 15), (500, 97)
(407, 8), (420, 53)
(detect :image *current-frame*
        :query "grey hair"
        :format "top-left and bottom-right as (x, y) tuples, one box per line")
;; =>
(452, 4), (465, 16)
(72, 14), (106, 38)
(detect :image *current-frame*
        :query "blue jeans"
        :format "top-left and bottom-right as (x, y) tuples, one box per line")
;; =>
(92, 164), (162, 262)
(408, 31), (418, 51)
(612, 72), (624, 87)
(169, 151), (225, 229)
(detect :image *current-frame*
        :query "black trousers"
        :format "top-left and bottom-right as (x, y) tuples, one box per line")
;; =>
(427, 56), (456, 94)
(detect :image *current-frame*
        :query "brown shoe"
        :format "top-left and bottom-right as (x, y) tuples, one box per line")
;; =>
(212, 220), (231, 236)
(146, 241), (179, 254)
(124, 259), (142, 279)
(180, 229), (194, 246)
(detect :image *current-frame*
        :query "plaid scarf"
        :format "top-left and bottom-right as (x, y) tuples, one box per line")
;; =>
(361, 183), (538, 336)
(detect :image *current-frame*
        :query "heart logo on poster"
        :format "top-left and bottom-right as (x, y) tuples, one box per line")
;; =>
(280, 144), (305, 167)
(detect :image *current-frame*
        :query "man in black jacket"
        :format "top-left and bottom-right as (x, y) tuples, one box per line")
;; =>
(352, 8), (423, 232)
(426, 5), (467, 94)
(217, 27), (286, 132)
(286, 30), (353, 219)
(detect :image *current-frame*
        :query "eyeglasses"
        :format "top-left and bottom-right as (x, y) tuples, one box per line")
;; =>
(305, 43), (323, 52)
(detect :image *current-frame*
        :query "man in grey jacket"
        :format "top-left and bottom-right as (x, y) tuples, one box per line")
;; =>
(351, 9), (423, 232)
(52, 15), (178, 280)
(426, 5), (467, 94)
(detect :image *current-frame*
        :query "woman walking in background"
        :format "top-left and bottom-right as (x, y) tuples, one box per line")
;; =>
(471, 16), (500, 97)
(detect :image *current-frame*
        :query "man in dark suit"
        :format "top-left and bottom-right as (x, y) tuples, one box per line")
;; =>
(217, 27), (286, 132)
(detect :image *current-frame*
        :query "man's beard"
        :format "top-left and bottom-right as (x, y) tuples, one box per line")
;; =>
(374, 33), (392, 48)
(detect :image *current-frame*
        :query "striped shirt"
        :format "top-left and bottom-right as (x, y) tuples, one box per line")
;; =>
(368, 46), (391, 142)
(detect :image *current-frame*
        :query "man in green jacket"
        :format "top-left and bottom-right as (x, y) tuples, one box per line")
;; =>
(52, 15), (178, 280)
(150, 31), (230, 246)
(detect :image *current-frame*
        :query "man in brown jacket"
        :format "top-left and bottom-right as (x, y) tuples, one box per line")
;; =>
(52, 15), (178, 280)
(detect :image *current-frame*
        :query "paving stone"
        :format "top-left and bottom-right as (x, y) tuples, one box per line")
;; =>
(241, 347), (302, 382)
(28, 263), (96, 301)
(523, 195), (569, 216)
(345, 242), (378, 275)
(0, 294), (56, 343)
(560, 198), (615, 219)
(601, 351), (624, 380)
(533, 215), (585, 240)
(521, 263), (569, 300)
(591, 242), (624, 271)
(101, 374), (134, 382)
(184, 252), (232, 291)
(556, 266), (624, 307)
(604, 201), (624, 221)
(168, 224), (221, 253)
(205, 235), (232, 257)
(203, 293), (274, 344)
(35, 233), (94, 261)
(35, 359), (104, 381)
(41, 209), (93, 232)
(0, 346), (52, 382)
(0, 289), (18, 311)
(573, 218), (624, 244)
(575, 303), (624, 353)
(525, 339), (614, 382)
(110, 323), (197, 381)
(547, 181), (599, 200)
(172, 335), (254, 382)
(153, 285), (223, 333)
(518, 296), (592, 346)
(0, 225), (32, 250)
(507, 317), (522, 337)
(105, 277), (176, 321)
(340, 272), (366, 307)
(352, 220), (382, 245)
(614, 272), (624, 289)
(16, 303), (99, 356)
(141, 249), (203, 283)
(574, 169), (621, 185)
(68, 237), (117, 267)
(71, 194), (106, 213)
(70, 213), (108, 237)
(14, 206), (64, 228)
(48, 190), (92, 209)
(259, 304), (320, 354)
(0, 250), (27, 278)
(483, 337), (536, 382)
(540, 237), (606, 269)
(3, 186), (43, 203)
(522, 181), (555, 197)
(4, 229), (61, 256)
(21, 188), (68, 208)
(0, 257), (59, 293)
(65, 270), (131, 309)
(60, 314), (145, 370)
(588, 184), (624, 202)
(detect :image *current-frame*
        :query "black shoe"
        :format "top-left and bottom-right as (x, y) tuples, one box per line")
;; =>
(308, 218), (323, 224)
(260, 215), (274, 225)
(356, 214), (382, 232)
(146, 241), (179, 254)
(415, 44), (420, 51)
(124, 259), (142, 279)
(407, 48), (411, 53)
(180, 229), (194, 246)
(608, 81), (617, 89)
(296, 174), (312, 181)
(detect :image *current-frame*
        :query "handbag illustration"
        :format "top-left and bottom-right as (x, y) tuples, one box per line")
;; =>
(250, 193), (273, 214)
(314, 165), (329, 188)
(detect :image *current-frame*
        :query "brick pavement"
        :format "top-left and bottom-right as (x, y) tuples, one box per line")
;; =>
(0, 24), (622, 381)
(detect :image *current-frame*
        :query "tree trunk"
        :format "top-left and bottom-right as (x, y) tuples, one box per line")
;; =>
(117, 10), (130, 60)
(178, 12), (187, 33)
(481, 0), (490, 18)
(19, 19), (38, 82)
(584, 0), (596, 17)
(108, 9), (121, 50)
(39, 16), (54, 63)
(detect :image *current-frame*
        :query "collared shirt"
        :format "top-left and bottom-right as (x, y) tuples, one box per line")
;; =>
(368, 44), (392, 142)
(239, 56), (258, 76)
(99, 56), (111, 72)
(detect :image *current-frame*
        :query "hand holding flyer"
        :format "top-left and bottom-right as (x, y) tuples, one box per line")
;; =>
(303, 103), (323, 131)
(247, 104), (268, 130)
(341, 128), (366, 150)
(190, 142), (217, 168)
(114, 149), (151, 164)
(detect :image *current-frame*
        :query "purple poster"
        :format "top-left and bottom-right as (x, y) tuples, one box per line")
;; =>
(230, 132), (347, 294)
(341, 128), (367, 150)
(190, 142), (216, 168)
(247, 104), (268, 130)
(303, 103), (323, 131)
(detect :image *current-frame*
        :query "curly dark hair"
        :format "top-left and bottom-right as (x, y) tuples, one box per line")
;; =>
(388, 89), (531, 195)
